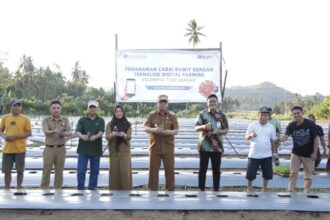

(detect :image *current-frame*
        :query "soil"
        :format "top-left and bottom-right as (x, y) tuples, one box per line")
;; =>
(0, 210), (329, 220)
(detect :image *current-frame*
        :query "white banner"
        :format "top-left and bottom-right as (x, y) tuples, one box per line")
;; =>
(116, 49), (221, 103)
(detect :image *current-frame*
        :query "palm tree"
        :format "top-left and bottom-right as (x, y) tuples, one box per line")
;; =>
(19, 55), (35, 73)
(18, 55), (36, 97)
(184, 19), (206, 48)
(72, 61), (89, 84)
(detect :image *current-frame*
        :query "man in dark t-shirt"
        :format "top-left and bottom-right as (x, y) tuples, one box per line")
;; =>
(307, 114), (327, 172)
(278, 106), (318, 193)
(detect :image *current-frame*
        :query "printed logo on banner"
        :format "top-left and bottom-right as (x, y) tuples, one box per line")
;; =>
(197, 55), (213, 59)
(123, 54), (147, 59)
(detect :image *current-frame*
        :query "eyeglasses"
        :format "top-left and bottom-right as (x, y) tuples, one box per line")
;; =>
(89, 105), (97, 109)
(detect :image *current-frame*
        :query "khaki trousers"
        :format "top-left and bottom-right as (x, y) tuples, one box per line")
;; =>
(288, 153), (313, 193)
(148, 149), (175, 191)
(40, 146), (66, 189)
(109, 151), (132, 190)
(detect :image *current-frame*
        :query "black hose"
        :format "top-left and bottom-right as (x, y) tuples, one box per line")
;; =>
(224, 135), (243, 159)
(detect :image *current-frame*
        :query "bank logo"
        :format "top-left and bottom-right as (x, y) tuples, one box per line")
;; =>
(123, 54), (147, 59)
(197, 55), (213, 59)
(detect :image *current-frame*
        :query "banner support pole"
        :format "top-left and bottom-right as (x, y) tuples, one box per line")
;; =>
(115, 33), (118, 103)
(219, 42), (223, 109)
(185, 102), (189, 117)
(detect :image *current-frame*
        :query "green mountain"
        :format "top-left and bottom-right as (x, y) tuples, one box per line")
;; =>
(225, 82), (295, 110)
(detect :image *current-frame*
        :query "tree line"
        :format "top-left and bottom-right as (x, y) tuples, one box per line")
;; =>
(0, 55), (240, 117)
(0, 55), (329, 119)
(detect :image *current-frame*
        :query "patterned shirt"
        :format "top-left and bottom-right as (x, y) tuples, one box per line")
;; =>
(195, 110), (229, 152)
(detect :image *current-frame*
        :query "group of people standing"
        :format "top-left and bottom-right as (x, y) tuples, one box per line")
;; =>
(0, 94), (227, 191)
(246, 105), (330, 193)
(0, 94), (329, 193)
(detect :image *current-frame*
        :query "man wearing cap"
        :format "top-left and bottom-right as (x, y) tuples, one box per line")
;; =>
(245, 107), (277, 192)
(278, 106), (318, 193)
(195, 94), (229, 191)
(41, 100), (71, 189)
(75, 100), (105, 190)
(144, 94), (179, 191)
(0, 99), (32, 189)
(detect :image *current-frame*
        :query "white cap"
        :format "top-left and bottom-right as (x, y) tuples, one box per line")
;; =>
(88, 100), (99, 108)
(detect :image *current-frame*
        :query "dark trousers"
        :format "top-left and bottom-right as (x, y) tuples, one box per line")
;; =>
(314, 148), (321, 168)
(198, 151), (222, 191)
(326, 153), (330, 173)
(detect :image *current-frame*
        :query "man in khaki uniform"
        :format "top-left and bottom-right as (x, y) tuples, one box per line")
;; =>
(144, 95), (179, 191)
(41, 100), (71, 189)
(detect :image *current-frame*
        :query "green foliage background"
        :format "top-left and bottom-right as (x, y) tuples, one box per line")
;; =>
(0, 55), (329, 120)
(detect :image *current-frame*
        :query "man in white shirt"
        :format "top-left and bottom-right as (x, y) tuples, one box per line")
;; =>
(245, 106), (277, 192)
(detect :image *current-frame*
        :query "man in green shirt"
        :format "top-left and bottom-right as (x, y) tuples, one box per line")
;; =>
(195, 94), (229, 191)
(76, 100), (105, 190)
(268, 107), (281, 166)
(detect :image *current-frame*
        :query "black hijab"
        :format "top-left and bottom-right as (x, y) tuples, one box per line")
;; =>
(109, 105), (131, 147)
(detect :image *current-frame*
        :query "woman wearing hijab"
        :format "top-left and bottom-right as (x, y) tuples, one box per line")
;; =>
(105, 105), (132, 190)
